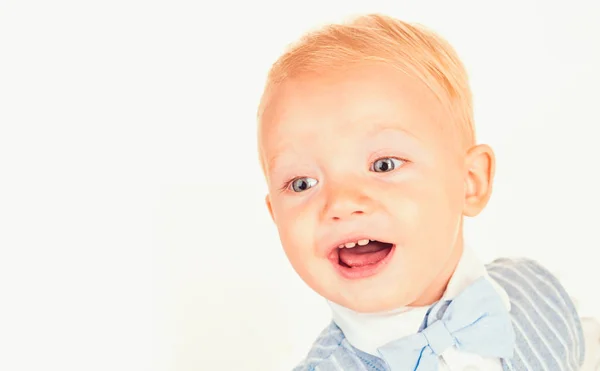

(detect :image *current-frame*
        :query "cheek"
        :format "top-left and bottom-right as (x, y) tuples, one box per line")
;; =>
(388, 179), (461, 243)
(272, 198), (317, 255)
(273, 200), (326, 286)
(412, 178), (464, 252)
(382, 183), (425, 231)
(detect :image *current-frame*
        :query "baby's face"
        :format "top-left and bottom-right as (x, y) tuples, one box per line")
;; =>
(260, 63), (470, 313)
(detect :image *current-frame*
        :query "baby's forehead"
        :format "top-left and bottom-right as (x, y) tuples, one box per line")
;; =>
(261, 66), (451, 143)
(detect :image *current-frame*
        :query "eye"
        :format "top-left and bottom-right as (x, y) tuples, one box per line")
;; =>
(289, 177), (318, 192)
(370, 157), (405, 173)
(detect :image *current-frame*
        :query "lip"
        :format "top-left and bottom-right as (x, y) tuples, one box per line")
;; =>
(329, 243), (396, 280)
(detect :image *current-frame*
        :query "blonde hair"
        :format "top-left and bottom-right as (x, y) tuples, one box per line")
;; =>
(258, 13), (475, 170)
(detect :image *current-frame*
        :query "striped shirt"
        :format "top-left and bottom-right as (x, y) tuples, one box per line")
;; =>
(292, 258), (585, 371)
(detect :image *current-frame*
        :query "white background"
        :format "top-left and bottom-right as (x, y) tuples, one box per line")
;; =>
(1, 1), (599, 370)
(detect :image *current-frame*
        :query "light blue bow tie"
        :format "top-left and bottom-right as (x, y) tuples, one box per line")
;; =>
(377, 277), (516, 371)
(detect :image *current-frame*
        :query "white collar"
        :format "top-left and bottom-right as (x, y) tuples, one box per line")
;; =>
(327, 245), (511, 356)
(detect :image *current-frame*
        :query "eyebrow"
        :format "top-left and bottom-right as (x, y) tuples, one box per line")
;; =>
(367, 122), (422, 141)
(265, 151), (292, 175)
(346, 126), (422, 154)
(265, 123), (422, 173)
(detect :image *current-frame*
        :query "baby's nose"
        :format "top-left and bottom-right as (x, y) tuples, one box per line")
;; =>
(322, 188), (372, 221)
(330, 208), (365, 221)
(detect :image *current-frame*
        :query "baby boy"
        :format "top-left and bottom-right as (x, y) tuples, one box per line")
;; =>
(256, 13), (584, 371)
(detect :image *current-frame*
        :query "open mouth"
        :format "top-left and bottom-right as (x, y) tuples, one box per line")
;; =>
(331, 239), (395, 279)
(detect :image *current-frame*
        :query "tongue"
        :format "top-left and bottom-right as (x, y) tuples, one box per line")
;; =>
(338, 241), (392, 268)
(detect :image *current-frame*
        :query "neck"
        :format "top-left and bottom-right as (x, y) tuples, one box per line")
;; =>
(408, 238), (464, 307)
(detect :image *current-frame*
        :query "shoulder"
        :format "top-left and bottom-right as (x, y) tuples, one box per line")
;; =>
(292, 322), (344, 371)
(486, 257), (585, 368)
(485, 257), (580, 318)
(292, 322), (375, 371)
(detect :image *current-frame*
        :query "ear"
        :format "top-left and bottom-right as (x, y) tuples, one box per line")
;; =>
(463, 144), (496, 217)
(265, 194), (275, 222)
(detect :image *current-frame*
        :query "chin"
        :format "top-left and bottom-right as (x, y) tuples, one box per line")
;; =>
(348, 291), (414, 313)
(330, 279), (418, 313)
